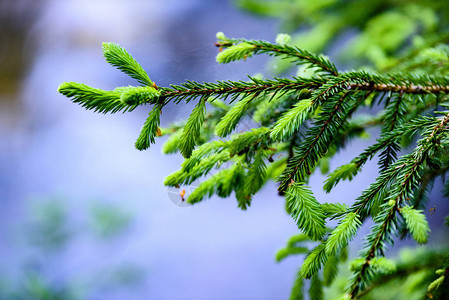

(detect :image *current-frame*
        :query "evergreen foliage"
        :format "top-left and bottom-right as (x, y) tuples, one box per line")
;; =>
(179, 99), (206, 158)
(325, 213), (361, 256)
(286, 182), (327, 240)
(290, 269), (305, 300)
(300, 243), (328, 279)
(214, 95), (253, 137)
(59, 1), (449, 298)
(400, 206), (430, 244)
(102, 42), (153, 86)
(135, 104), (162, 150)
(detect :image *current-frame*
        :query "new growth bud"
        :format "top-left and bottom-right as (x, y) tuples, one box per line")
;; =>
(216, 42), (256, 64)
(120, 86), (160, 106)
(275, 33), (292, 45)
(216, 31), (227, 41)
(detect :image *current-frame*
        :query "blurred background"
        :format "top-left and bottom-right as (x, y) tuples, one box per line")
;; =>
(0, 0), (448, 299)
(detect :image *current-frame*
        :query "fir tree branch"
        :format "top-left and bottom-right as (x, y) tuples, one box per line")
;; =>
(278, 88), (356, 191)
(160, 76), (324, 105)
(290, 268), (305, 300)
(337, 115), (440, 218)
(276, 246), (309, 262)
(227, 127), (272, 157)
(286, 234), (310, 248)
(323, 163), (358, 193)
(348, 112), (449, 298)
(59, 38), (449, 300)
(321, 202), (349, 220)
(217, 38), (339, 76)
(215, 34), (339, 76)
(135, 104), (162, 150)
(179, 99), (207, 158)
(399, 206), (430, 244)
(187, 163), (243, 204)
(102, 42), (154, 86)
(309, 273), (323, 300)
(162, 129), (183, 154)
(58, 83), (145, 114)
(270, 97), (312, 141)
(356, 249), (447, 299)
(215, 94), (255, 137)
(378, 93), (406, 172)
(286, 182), (327, 240)
(242, 151), (267, 197)
(181, 141), (226, 171)
(326, 212), (361, 256)
(164, 150), (232, 187)
(323, 254), (340, 287)
(158, 72), (449, 107)
(353, 115), (437, 170)
(427, 256), (449, 298)
(300, 243), (328, 279)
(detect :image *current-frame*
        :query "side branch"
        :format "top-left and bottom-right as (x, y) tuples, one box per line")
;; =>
(247, 42), (339, 76)
(160, 79), (323, 104)
(278, 89), (352, 191)
(215, 39), (339, 76)
(348, 112), (449, 298)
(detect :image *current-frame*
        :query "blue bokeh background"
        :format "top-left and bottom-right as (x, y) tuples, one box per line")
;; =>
(0, 1), (447, 299)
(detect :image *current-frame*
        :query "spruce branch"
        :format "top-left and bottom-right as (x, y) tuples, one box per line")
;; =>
(187, 163), (243, 204)
(323, 254), (340, 287)
(285, 182), (326, 241)
(243, 151), (267, 197)
(321, 203), (349, 220)
(216, 42), (256, 64)
(253, 92), (295, 125)
(227, 127), (272, 157)
(399, 206), (430, 244)
(427, 257), (449, 298)
(58, 82), (141, 114)
(216, 36), (339, 76)
(353, 115), (437, 169)
(181, 141), (226, 171)
(162, 129), (183, 154)
(270, 98), (312, 141)
(135, 104), (162, 150)
(276, 246), (309, 262)
(300, 243), (328, 279)
(216, 163), (245, 199)
(323, 163), (358, 193)
(352, 80), (449, 94)
(356, 249), (448, 299)
(102, 42), (154, 86)
(59, 36), (449, 299)
(286, 234), (310, 248)
(378, 93), (406, 172)
(215, 94), (255, 137)
(326, 212), (361, 256)
(348, 112), (449, 299)
(159, 76), (323, 105)
(277, 89), (356, 191)
(290, 268), (305, 300)
(344, 115), (441, 218)
(164, 150), (232, 187)
(120, 86), (160, 106)
(309, 274), (324, 300)
(179, 99), (207, 158)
